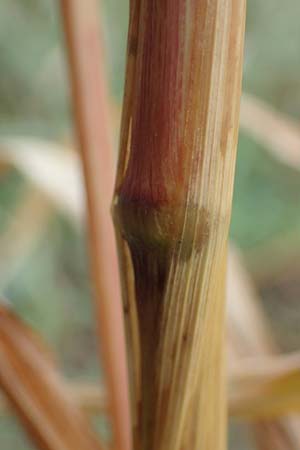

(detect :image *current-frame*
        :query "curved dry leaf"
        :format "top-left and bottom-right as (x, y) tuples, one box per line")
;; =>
(0, 304), (104, 450)
(227, 246), (300, 449)
(229, 352), (300, 418)
(253, 419), (300, 450)
(0, 381), (107, 418)
(241, 93), (300, 170)
(0, 188), (51, 289)
(0, 137), (84, 221)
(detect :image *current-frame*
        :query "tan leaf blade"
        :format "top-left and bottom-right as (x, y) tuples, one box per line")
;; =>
(0, 188), (51, 289)
(240, 93), (300, 170)
(0, 304), (104, 450)
(0, 380), (107, 418)
(0, 137), (83, 221)
(229, 352), (300, 418)
(227, 246), (300, 449)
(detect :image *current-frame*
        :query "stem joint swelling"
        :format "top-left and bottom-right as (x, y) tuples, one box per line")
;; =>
(113, 192), (234, 262)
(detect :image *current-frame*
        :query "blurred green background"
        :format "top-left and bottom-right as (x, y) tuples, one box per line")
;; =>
(0, 1), (300, 449)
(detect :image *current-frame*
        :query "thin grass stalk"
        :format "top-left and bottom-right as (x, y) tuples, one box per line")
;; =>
(114, 1), (246, 449)
(59, 2), (131, 450)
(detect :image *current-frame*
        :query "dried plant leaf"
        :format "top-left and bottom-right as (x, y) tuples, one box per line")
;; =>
(227, 246), (276, 362)
(240, 93), (300, 170)
(229, 352), (300, 418)
(0, 381), (107, 418)
(66, 381), (107, 416)
(227, 246), (300, 449)
(0, 188), (51, 288)
(0, 304), (103, 450)
(3, 346), (300, 424)
(253, 419), (300, 450)
(0, 133), (129, 448)
(0, 137), (83, 221)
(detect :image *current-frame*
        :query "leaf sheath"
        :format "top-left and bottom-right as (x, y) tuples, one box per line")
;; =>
(114, 1), (246, 449)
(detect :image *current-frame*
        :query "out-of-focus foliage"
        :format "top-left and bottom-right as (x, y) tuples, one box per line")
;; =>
(0, 416), (32, 450)
(232, 0), (300, 251)
(232, 134), (300, 249)
(0, 1), (299, 449)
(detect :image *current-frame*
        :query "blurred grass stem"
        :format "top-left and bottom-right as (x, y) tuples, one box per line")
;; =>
(60, 1), (131, 450)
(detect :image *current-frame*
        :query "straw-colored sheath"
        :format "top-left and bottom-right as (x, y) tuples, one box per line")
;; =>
(114, 1), (246, 449)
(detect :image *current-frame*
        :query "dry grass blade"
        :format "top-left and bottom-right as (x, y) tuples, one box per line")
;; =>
(0, 304), (103, 450)
(0, 188), (51, 288)
(60, 2), (131, 450)
(114, 1), (246, 449)
(66, 381), (107, 416)
(227, 247), (300, 449)
(240, 93), (300, 170)
(0, 381), (107, 418)
(229, 352), (300, 418)
(253, 420), (300, 450)
(3, 346), (300, 422)
(0, 137), (83, 221)
(227, 246), (275, 361)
